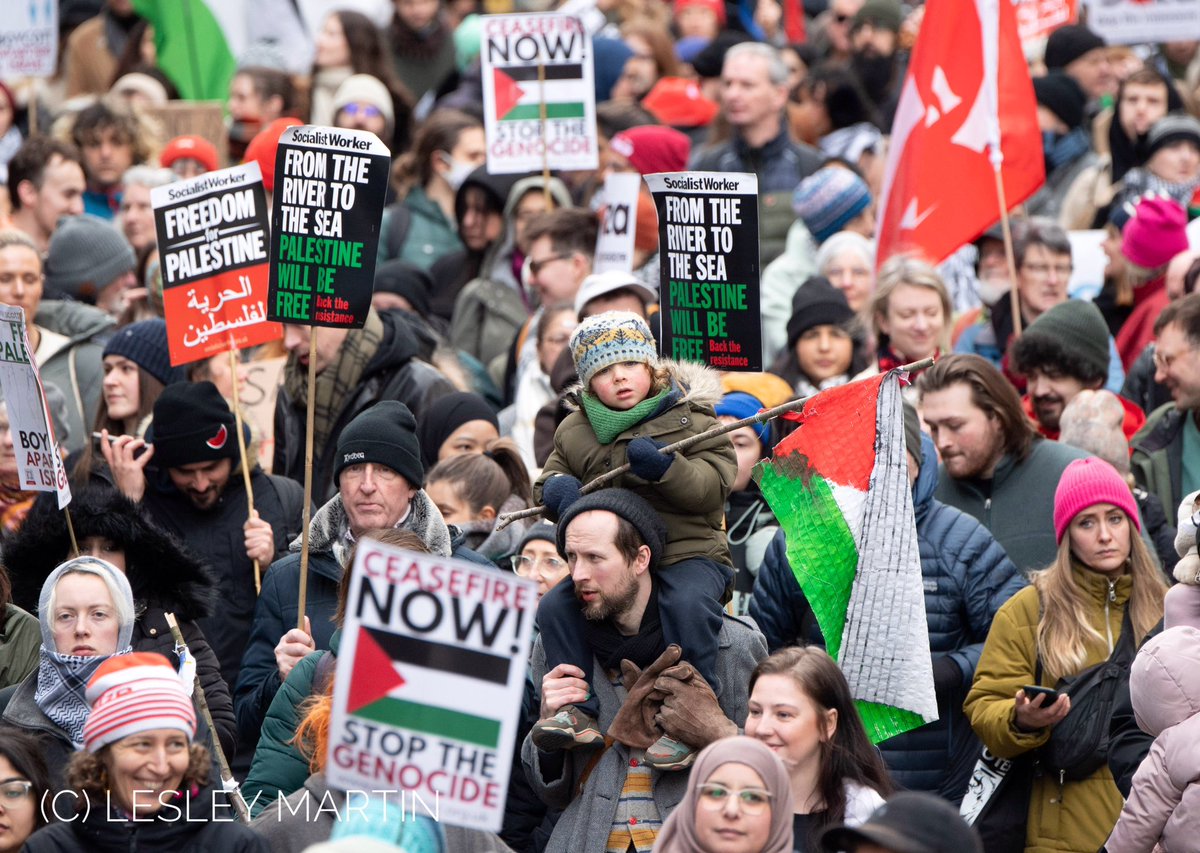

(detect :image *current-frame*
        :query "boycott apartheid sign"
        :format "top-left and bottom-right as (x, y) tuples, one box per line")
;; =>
(153, 162), (282, 365)
(327, 540), (537, 833)
(0, 308), (70, 509)
(645, 172), (762, 371)
(481, 13), (598, 174)
(268, 126), (390, 328)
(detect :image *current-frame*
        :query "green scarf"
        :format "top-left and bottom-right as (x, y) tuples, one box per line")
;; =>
(581, 388), (672, 444)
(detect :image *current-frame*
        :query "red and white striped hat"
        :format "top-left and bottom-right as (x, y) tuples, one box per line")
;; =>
(82, 653), (196, 754)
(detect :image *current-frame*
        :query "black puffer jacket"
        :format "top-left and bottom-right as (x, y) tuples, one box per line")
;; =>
(3, 487), (237, 758)
(750, 434), (1027, 800)
(273, 310), (456, 503)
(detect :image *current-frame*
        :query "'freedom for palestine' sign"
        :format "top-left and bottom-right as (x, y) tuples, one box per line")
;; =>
(267, 126), (390, 329)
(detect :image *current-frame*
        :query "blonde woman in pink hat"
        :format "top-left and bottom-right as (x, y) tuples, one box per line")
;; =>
(965, 457), (1166, 853)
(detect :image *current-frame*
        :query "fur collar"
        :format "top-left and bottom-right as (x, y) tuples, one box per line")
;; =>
(563, 358), (724, 413)
(292, 490), (454, 561)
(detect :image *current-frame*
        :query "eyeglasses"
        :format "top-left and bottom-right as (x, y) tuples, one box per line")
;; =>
(832, 12), (852, 23)
(697, 784), (773, 815)
(510, 553), (567, 576)
(1021, 262), (1073, 279)
(342, 103), (383, 119)
(1154, 345), (1193, 372)
(0, 781), (32, 802)
(528, 254), (570, 277)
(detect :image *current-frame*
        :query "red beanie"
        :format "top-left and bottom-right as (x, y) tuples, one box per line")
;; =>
(610, 125), (692, 176)
(642, 77), (719, 128)
(675, 0), (727, 25)
(161, 135), (219, 173)
(634, 189), (658, 255)
(1053, 457), (1141, 544)
(1122, 196), (1189, 270)
(244, 117), (302, 193)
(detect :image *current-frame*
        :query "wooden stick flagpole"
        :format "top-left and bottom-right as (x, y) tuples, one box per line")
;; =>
(28, 89), (37, 137)
(228, 346), (261, 593)
(995, 169), (1022, 338)
(495, 357), (936, 530)
(165, 612), (250, 824)
(64, 508), (78, 555)
(295, 332), (317, 631)
(538, 63), (551, 207)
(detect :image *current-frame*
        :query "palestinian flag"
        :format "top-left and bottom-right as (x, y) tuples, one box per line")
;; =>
(347, 626), (509, 749)
(131, 0), (243, 101)
(754, 372), (937, 743)
(492, 65), (586, 122)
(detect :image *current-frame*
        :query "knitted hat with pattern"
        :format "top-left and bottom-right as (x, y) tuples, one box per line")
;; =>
(83, 652), (196, 753)
(1053, 457), (1141, 544)
(569, 311), (658, 389)
(793, 167), (871, 244)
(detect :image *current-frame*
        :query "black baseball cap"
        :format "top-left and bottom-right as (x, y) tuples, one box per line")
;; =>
(820, 792), (983, 853)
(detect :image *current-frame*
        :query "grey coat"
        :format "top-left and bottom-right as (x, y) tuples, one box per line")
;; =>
(249, 772), (514, 853)
(521, 614), (768, 853)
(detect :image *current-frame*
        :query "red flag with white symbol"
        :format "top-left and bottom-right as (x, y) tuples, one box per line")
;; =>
(874, 0), (1043, 268)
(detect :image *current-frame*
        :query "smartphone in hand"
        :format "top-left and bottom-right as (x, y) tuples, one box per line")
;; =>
(1022, 685), (1060, 703)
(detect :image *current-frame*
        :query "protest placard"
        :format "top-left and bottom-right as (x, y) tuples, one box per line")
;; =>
(480, 13), (598, 174)
(1084, 0), (1200, 44)
(0, 308), (70, 509)
(645, 172), (762, 371)
(1016, 0), (1077, 41)
(594, 172), (642, 274)
(327, 540), (537, 833)
(267, 126), (391, 328)
(153, 162), (282, 365)
(239, 356), (286, 471)
(0, 1), (56, 78)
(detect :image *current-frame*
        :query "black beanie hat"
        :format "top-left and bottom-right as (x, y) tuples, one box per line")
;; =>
(786, 276), (855, 349)
(149, 381), (240, 469)
(374, 259), (432, 318)
(102, 319), (184, 387)
(335, 400), (424, 488)
(1033, 71), (1086, 131)
(1043, 24), (1105, 71)
(518, 521), (557, 552)
(415, 392), (499, 470)
(556, 488), (668, 569)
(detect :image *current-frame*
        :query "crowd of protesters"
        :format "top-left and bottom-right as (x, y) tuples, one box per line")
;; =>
(0, 0), (1199, 851)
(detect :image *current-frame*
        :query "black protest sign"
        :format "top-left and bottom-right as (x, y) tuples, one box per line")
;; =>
(268, 126), (391, 328)
(645, 172), (762, 371)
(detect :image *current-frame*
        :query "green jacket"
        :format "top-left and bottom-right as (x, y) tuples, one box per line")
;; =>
(0, 605), (38, 691)
(243, 632), (339, 817)
(1131, 403), (1186, 514)
(965, 569), (1137, 853)
(934, 439), (1089, 573)
(35, 300), (114, 455)
(383, 186), (462, 272)
(534, 359), (736, 566)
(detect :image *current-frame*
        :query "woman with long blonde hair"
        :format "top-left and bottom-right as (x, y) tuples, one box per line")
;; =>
(965, 457), (1166, 853)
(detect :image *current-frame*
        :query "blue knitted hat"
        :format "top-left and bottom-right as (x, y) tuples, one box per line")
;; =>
(569, 310), (658, 389)
(792, 167), (872, 244)
(715, 391), (769, 449)
(102, 319), (181, 387)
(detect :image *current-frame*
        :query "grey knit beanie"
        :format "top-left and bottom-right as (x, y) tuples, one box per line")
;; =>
(1020, 299), (1110, 380)
(44, 214), (135, 302)
(557, 488), (667, 569)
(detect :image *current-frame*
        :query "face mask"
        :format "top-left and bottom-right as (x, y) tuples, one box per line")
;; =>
(440, 153), (475, 192)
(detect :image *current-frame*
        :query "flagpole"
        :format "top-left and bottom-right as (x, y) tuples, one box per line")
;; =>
(295, 332), (317, 631)
(228, 344), (261, 594)
(495, 357), (936, 530)
(994, 168), (1022, 338)
(538, 63), (551, 207)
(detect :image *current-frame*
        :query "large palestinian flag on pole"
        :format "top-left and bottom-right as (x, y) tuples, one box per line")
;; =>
(755, 372), (937, 742)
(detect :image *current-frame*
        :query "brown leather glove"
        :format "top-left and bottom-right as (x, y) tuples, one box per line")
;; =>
(607, 645), (683, 749)
(654, 662), (738, 749)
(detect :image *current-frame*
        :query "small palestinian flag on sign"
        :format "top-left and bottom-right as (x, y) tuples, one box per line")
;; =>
(347, 625), (509, 749)
(754, 372), (937, 743)
(491, 65), (586, 122)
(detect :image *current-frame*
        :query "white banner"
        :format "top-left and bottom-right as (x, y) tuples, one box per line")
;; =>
(0, 0), (57, 78)
(0, 307), (70, 508)
(480, 13), (598, 174)
(1085, 0), (1200, 44)
(594, 172), (642, 273)
(326, 540), (537, 833)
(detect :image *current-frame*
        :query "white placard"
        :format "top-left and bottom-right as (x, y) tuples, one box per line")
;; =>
(0, 1), (57, 78)
(1085, 0), (1200, 45)
(594, 172), (643, 273)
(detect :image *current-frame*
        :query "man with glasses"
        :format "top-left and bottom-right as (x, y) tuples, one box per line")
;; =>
(956, 218), (1125, 392)
(1133, 293), (1200, 512)
(235, 400), (489, 771)
(523, 488), (766, 853)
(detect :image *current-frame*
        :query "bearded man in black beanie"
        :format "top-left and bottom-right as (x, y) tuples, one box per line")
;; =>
(233, 399), (492, 767)
(135, 381), (304, 769)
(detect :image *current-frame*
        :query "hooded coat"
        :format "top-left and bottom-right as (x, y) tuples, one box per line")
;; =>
(449, 176), (574, 369)
(533, 359), (737, 566)
(2, 489), (235, 758)
(1105, 625), (1200, 853)
(34, 300), (114, 456)
(273, 310), (456, 504)
(232, 490), (491, 751)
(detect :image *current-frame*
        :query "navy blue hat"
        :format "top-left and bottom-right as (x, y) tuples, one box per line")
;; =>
(102, 319), (184, 387)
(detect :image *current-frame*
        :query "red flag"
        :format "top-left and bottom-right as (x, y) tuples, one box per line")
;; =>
(874, 0), (1043, 268)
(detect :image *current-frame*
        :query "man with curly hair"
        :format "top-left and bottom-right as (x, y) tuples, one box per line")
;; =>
(1011, 298), (1146, 440)
(59, 97), (161, 220)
